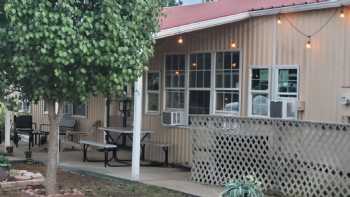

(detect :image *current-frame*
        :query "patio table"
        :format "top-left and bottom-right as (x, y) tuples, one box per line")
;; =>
(97, 127), (154, 167)
(98, 127), (153, 148)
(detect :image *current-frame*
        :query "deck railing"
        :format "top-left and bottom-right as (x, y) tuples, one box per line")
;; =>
(189, 115), (350, 197)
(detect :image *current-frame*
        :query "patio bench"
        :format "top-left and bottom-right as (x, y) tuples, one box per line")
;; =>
(80, 140), (117, 168)
(141, 141), (171, 166)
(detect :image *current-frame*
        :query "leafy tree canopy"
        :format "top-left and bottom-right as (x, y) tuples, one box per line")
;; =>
(0, 0), (162, 104)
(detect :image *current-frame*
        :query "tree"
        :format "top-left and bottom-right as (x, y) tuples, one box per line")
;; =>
(162, 0), (183, 7)
(0, 0), (161, 194)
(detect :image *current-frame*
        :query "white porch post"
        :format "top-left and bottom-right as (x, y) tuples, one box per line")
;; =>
(131, 76), (143, 180)
(5, 109), (11, 148)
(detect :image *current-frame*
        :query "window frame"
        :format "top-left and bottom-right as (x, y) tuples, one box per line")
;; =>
(248, 66), (271, 118)
(213, 50), (242, 115)
(163, 53), (187, 112)
(248, 65), (299, 119)
(63, 102), (88, 118)
(188, 52), (212, 115)
(273, 65), (299, 99)
(145, 71), (161, 115)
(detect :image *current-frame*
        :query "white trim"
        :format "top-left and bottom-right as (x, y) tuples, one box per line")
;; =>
(156, 1), (350, 39)
(145, 71), (161, 115)
(156, 12), (250, 39)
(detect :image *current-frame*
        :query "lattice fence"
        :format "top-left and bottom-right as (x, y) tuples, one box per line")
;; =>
(190, 116), (350, 197)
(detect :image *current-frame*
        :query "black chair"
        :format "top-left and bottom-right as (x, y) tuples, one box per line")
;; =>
(14, 115), (35, 150)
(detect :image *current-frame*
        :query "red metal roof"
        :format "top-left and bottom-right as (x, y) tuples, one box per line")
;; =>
(160, 0), (324, 30)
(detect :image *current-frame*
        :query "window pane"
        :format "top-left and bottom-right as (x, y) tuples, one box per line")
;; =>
(165, 55), (185, 88)
(166, 90), (184, 109)
(189, 53), (211, 88)
(252, 94), (269, 116)
(44, 102), (48, 112)
(189, 91), (210, 114)
(147, 72), (159, 91)
(232, 52), (240, 69)
(63, 103), (73, 114)
(224, 52), (231, 69)
(216, 90), (239, 113)
(147, 93), (159, 112)
(251, 69), (269, 90)
(216, 51), (240, 89)
(278, 69), (297, 93)
(216, 52), (223, 70)
(73, 104), (86, 116)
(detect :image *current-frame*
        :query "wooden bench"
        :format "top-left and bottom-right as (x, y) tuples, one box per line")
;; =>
(141, 141), (171, 166)
(80, 140), (117, 167)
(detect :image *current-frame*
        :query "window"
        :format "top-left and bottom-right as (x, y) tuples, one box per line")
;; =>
(63, 103), (87, 117)
(250, 68), (269, 117)
(165, 55), (186, 110)
(43, 101), (48, 114)
(146, 72), (160, 113)
(18, 99), (31, 113)
(189, 53), (211, 114)
(277, 69), (298, 98)
(215, 51), (240, 113)
(249, 66), (299, 119)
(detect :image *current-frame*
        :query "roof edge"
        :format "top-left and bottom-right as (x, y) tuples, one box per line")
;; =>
(155, 0), (350, 39)
(155, 12), (250, 39)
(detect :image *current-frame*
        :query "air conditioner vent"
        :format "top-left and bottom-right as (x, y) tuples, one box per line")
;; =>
(162, 111), (187, 126)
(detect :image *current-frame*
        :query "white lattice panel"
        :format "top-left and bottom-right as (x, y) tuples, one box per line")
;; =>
(190, 116), (350, 197)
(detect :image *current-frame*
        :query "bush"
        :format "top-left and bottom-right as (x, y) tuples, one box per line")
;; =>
(221, 176), (264, 197)
(0, 154), (10, 169)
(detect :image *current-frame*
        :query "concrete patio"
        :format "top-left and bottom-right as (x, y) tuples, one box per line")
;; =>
(1, 142), (223, 197)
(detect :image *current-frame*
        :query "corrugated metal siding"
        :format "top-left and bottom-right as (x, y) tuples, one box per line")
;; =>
(144, 7), (350, 165)
(31, 96), (106, 142)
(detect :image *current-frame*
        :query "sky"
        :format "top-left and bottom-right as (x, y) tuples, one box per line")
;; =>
(182, 0), (202, 5)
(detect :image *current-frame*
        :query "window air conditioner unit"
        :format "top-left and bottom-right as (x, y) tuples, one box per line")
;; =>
(270, 100), (297, 119)
(162, 111), (187, 126)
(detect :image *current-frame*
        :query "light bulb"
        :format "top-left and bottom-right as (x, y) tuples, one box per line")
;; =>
(306, 40), (311, 49)
(177, 36), (183, 44)
(340, 9), (345, 18)
(277, 16), (282, 24)
(230, 42), (237, 48)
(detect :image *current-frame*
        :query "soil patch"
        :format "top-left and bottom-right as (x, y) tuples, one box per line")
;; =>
(0, 163), (193, 197)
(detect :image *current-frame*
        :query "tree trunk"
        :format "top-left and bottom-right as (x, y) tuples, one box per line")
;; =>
(46, 100), (63, 195)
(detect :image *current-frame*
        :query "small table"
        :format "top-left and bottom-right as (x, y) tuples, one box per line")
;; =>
(98, 127), (153, 147)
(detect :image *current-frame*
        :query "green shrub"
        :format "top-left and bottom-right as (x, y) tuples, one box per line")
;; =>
(0, 154), (10, 168)
(221, 175), (264, 197)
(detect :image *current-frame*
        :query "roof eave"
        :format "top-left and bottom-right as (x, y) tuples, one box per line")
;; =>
(155, 0), (350, 40)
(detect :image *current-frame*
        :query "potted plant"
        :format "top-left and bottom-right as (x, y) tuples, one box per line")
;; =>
(220, 175), (264, 197)
(0, 154), (11, 171)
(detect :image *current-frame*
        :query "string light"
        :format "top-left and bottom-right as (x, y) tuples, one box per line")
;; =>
(231, 63), (237, 68)
(230, 41), (237, 48)
(192, 62), (197, 67)
(306, 36), (312, 49)
(340, 7), (345, 18)
(175, 70), (180, 75)
(277, 15), (282, 24)
(177, 36), (183, 44)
